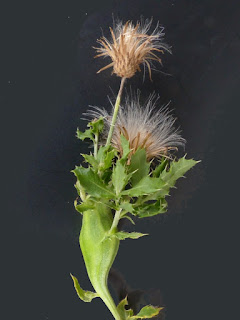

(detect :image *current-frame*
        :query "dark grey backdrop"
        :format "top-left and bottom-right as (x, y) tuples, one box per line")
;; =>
(2, 0), (239, 319)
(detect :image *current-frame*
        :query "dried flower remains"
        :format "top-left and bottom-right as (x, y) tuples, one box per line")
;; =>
(94, 19), (171, 79)
(88, 92), (185, 161)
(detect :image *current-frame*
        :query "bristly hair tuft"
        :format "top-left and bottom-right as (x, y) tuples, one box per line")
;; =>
(94, 18), (171, 80)
(86, 91), (185, 161)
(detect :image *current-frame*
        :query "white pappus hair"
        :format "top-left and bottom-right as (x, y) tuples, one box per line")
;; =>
(86, 91), (186, 160)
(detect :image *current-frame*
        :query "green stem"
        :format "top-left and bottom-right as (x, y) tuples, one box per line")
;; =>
(98, 287), (122, 320)
(109, 209), (122, 234)
(94, 131), (99, 158)
(106, 77), (126, 147)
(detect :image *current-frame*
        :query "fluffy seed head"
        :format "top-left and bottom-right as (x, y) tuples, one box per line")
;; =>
(94, 18), (171, 79)
(87, 92), (186, 161)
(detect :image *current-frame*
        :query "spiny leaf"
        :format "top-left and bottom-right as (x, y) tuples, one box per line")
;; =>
(121, 176), (165, 197)
(70, 274), (99, 302)
(72, 166), (115, 199)
(97, 145), (109, 162)
(134, 199), (168, 218)
(74, 180), (81, 197)
(122, 215), (135, 225)
(112, 160), (129, 196)
(120, 135), (131, 161)
(75, 201), (95, 214)
(117, 297), (134, 320)
(152, 158), (168, 178)
(117, 296), (128, 319)
(130, 305), (163, 319)
(144, 157), (199, 202)
(89, 117), (104, 134)
(76, 128), (94, 142)
(128, 148), (150, 186)
(119, 202), (135, 214)
(113, 231), (148, 240)
(97, 146), (116, 171)
(81, 153), (99, 169)
(101, 148), (117, 170)
(161, 157), (198, 189)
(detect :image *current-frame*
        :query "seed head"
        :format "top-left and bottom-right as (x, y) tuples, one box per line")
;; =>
(94, 18), (171, 79)
(87, 92), (185, 161)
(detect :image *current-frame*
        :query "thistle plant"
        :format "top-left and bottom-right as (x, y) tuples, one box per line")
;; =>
(71, 18), (198, 320)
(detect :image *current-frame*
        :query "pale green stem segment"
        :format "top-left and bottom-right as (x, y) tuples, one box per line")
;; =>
(109, 209), (122, 234)
(94, 131), (99, 159)
(106, 77), (126, 147)
(80, 204), (122, 320)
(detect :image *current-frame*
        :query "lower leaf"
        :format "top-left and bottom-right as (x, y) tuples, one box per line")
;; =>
(117, 297), (134, 320)
(70, 274), (99, 302)
(130, 305), (164, 319)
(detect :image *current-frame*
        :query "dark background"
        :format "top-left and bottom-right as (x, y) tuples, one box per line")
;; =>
(2, 0), (239, 319)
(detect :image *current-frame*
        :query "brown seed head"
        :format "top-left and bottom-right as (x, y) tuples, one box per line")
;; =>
(86, 92), (185, 161)
(94, 19), (171, 79)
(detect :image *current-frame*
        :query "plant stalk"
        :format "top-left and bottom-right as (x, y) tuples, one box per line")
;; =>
(106, 77), (126, 147)
(94, 132), (99, 158)
(109, 209), (122, 234)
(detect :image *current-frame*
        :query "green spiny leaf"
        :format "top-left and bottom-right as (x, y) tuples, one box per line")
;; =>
(122, 215), (135, 225)
(121, 176), (165, 197)
(113, 231), (148, 240)
(75, 201), (95, 214)
(130, 305), (163, 319)
(97, 145), (116, 170)
(160, 157), (198, 189)
(117, 297), (134, 320)
(76, 128), (94, 142)
(112, 160), (129, 196)
(128, 148), (150, 186)
(72, 166), (115, 199)
(89, 117), (104, 134)
(117, 296), (128, 320)
(143, 157), (199, 202)
(152, 158), (168, 178)
(81, 153), (99, 169)
(119, 202), (135, 214)
(120, 135), (131, 161)
(97, 145), (108, 162)
(74, 180), (81, 196)
(70, 274), (99, 302)
(134, 199), (167, 218)
(101, 148), (117, 170)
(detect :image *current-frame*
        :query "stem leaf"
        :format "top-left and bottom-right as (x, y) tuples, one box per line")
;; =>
(120, 135), (131, 161)
(70, 274), (99, 302)
(112, 160), (128, 196)
(76, 128), (94, 142)
(89, 117), (104, 134)
(130, 305), (163, 319)
(73, 166), (115, 199)
(113, 231), (148, 240)
(128, 148), (150, 186)
(81, 153), (99, 169)
(161, 156), (198, 190)
(121, 176), (165, 197)
(152, 158), (168, 178)
(117, 296), (134, 320)
(134, 199), (168, 218)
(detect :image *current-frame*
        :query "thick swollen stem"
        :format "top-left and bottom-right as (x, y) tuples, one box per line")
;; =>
(80, 204), (122, 320)
(106, 77), (126, 147)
